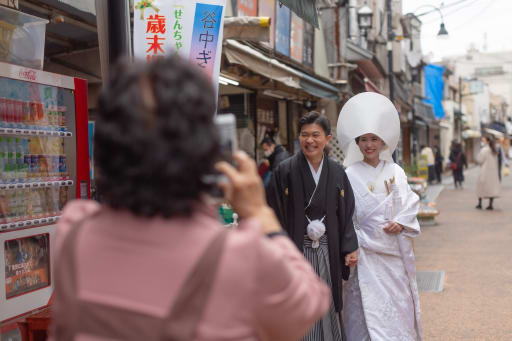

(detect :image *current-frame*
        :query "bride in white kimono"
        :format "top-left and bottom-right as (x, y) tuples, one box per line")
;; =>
(337, 92), (422, 341)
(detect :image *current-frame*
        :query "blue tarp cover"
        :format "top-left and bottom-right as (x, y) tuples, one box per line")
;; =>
(423, 64), (445, 119)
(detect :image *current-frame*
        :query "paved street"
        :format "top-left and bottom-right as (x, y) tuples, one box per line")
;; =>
(416, 166), (512, 340)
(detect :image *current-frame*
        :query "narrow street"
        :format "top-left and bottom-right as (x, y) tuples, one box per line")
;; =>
(416, 167), (512, 340)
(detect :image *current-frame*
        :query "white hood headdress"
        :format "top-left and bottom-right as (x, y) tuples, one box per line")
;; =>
(337, 92), (400, 168)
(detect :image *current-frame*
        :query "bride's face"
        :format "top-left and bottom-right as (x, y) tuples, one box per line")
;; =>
(357, 133), (385, 161)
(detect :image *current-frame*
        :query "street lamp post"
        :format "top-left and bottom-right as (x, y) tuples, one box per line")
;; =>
(357, 5), (373, 49)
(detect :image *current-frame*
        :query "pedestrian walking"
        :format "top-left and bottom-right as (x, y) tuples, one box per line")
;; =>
(449, 141), (467, 189)
(338, 92), (422, 341)
(50, 56), (330, 341)
(421, 145), (435, 184)
(476, 136), (501, 210)
(266, 111), (359, 341)
(434, 145), (444, 184)
(496, 139), (505, 182)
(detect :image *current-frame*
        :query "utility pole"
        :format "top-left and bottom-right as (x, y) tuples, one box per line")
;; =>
(386, 0), (394, 103)
(95, 0), (132, 80)
(386, 0), (396, 161)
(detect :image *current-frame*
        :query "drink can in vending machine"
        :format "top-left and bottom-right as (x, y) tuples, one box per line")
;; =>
(59, 107), (67, 131)
(31, 154), (39, 180)
(52, 155), (59, 179)
(13, 100), (23, 128)
(30, 102), (38, 127)
(39, 155), (48, 179)
(59, 155), (67, 179)
(36, 103), (45, 127)
(22, 101), (31, 127)
(0, 98), (7, 127)
(6, 99), (14, 127)
(24, 154), (31, 179)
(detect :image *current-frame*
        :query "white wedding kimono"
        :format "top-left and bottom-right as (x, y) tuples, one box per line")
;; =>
(343, 160), (422, 341)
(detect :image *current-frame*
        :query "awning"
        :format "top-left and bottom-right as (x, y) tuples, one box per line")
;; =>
(462, 129), (482, 139)
(278, 0), (319, 28)
(354, 67), (382, 94)
(224, 40), (339, 100)
(346, 40), (386, 80)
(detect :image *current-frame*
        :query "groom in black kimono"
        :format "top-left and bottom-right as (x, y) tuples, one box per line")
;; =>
(266, 112), (358, 320)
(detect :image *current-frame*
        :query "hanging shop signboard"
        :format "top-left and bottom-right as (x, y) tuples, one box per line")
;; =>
(134, 0), (226, 93)
(275, 2), (290, 57)
(237, 0), (257, 16)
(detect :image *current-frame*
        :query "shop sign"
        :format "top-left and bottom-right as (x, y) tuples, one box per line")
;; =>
(4, 234), (50, 299)
(303, 22), (314, 68)
(237, 0), (257, 16)
(134, 0), (226, 92)
(275, 2), (290, 57)
(258, 0), (275, 48)
(290, 12), (303, 63)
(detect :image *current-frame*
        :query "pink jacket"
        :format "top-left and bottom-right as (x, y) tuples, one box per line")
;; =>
(52, 200), (330, 341)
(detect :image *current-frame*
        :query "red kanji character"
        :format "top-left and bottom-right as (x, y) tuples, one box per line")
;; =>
(146, 14), (166, 34)
(146, 35), (165, 54)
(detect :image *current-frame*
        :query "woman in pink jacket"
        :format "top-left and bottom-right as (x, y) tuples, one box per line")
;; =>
(50, 56), (330, 341)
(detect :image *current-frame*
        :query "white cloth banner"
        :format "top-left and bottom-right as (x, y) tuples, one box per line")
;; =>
(133, 0), (226, 92)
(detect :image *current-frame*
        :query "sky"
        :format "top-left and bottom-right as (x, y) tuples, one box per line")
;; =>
(402, 0), (512, 61)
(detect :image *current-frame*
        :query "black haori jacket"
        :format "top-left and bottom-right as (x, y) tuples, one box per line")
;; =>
(266, 151), (358, 312)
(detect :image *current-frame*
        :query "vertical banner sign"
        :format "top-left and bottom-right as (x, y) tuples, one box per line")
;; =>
(275, 2), (290, 57)
(134, 0), (226, 93)
(258, 0), (275, 48)
(290, 12), (303, 63)
(303, 22), (314, 68)
(237, 0), (257, 16)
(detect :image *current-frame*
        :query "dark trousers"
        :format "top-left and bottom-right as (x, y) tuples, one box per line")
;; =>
(427, 165), (436, 183)
(453, 168), (464, 185)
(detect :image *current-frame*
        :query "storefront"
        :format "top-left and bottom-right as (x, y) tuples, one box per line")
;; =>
(220, 39), (340, 163)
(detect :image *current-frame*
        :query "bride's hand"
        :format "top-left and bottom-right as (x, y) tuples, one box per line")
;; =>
(383, 222), (403, 234)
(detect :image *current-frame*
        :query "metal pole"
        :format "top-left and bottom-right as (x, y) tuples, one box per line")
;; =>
(95, 0), (132, 81)
(458, 76), (462, 142)
(386, 0), (394, 104)
(387, 0), (396, 161)
(107, 0), (132, 65)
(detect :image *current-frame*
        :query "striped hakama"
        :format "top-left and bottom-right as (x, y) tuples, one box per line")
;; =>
(301, 234), (345, 341)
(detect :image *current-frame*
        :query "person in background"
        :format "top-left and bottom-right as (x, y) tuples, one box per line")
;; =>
(476, 136), (500, 210)
(496, 139), (505, 182)
(449, 141), (467, 189)
(267, 111), (359, 341)
(434, 146), (444, 184)
(261, 137), (290, 172)
(50, 56), (330, 341)
(420, 145), (435, 184)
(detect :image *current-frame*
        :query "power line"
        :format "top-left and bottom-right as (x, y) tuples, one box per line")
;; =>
(421, 0), (482, 25)
(415, 0), (478, 17)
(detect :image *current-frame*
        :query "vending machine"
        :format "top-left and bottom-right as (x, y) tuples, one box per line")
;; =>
(0, 61), (90, 323)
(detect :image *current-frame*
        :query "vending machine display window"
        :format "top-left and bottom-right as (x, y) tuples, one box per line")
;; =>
(0, 61), (89, 324)
(4, 233), (50, 299)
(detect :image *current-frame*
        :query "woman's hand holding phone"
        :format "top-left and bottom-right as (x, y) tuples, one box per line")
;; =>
(216, 151), (282, 235)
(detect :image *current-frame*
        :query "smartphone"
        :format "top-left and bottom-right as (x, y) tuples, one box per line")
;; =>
(205, 114), (237, 198)
(215, 113), (238, 164)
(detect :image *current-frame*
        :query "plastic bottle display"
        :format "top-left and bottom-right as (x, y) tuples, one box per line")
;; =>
(0, 185), (69, 224)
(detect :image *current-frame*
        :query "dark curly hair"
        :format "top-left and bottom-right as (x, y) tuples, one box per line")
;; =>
(94, 55), (220, 217)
